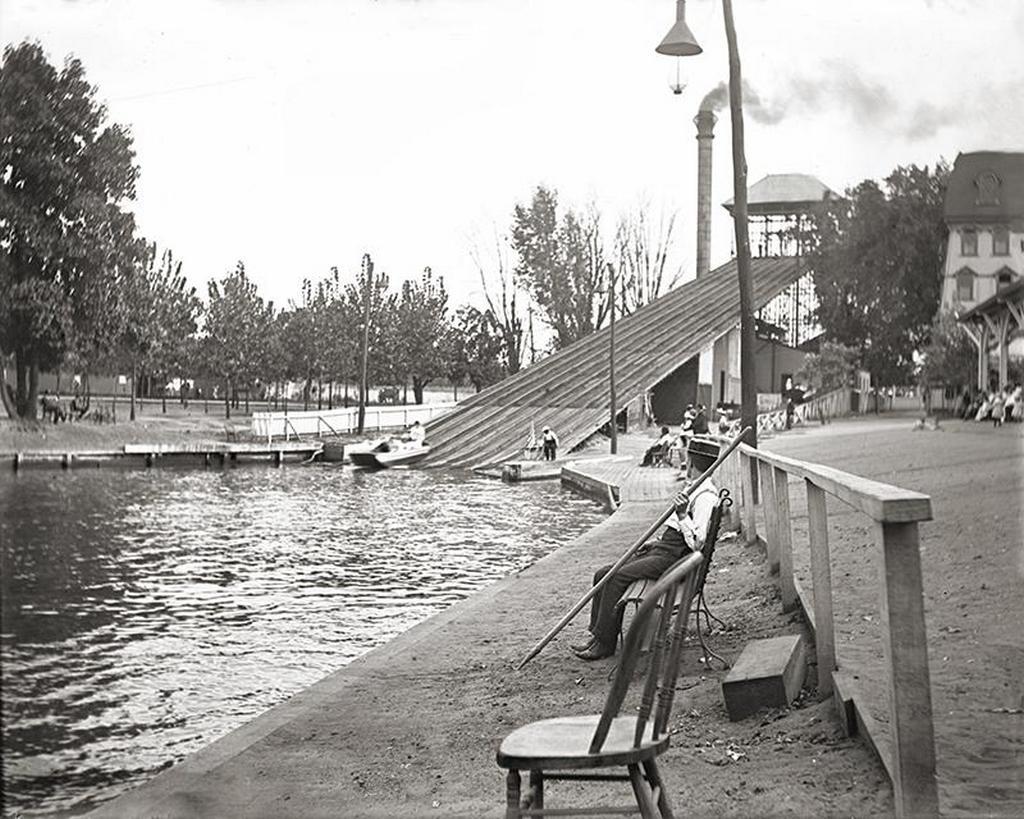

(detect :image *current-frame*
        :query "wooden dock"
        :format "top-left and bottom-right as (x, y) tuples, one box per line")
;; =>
(561, 455), (681, 507)
(8, 440), (322, 470)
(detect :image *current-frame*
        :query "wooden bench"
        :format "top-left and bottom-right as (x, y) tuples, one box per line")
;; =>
(617, 488), (733, 668)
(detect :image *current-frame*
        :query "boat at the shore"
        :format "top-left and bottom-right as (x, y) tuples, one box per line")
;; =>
(347, 439), (430, 469)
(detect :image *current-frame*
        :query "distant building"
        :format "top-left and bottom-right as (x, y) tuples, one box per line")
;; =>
(940, 151), (1023, 313)
(940, 151), (1024, 389)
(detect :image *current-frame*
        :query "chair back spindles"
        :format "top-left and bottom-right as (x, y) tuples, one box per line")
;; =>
(589, 551), (703, 754)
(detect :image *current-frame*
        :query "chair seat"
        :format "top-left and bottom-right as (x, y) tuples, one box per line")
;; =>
(496, 714), (669, 770)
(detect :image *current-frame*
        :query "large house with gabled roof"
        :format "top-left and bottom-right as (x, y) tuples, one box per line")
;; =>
(940, 151), (1024, 389)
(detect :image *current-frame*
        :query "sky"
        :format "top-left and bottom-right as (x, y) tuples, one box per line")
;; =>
(3, 0), (1023, 311)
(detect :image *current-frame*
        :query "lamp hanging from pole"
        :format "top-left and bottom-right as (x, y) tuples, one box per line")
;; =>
(655, 0), (703, 56)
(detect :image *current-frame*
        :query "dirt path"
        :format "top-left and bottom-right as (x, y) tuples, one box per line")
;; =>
(763, 414), (1024, 816)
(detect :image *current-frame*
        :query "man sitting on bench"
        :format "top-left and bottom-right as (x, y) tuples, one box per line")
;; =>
(571, 437), (720, 661)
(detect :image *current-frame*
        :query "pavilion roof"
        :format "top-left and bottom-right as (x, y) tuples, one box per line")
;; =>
(957, 277), (1024, 321)
(723, 173), (840, 216)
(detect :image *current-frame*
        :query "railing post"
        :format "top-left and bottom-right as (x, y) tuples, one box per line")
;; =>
(875, 520), (939, 818)
(772, 466), (797, 610)
(757, 458), (780, 573)
(739, 452), (758, 545)
(805, 480), (836, 696)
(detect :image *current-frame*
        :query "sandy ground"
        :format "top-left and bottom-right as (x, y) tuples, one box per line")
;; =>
(762, 415), (1024, 816)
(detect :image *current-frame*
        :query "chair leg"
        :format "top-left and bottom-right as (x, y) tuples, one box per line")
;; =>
(529, 770), (544, 810)
(642, 759), (675, 819)
(627, 763), (659, 819)
(505, 769), (521, 819)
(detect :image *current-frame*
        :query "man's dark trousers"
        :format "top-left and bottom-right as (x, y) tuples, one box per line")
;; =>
(587, 528), (691, 652)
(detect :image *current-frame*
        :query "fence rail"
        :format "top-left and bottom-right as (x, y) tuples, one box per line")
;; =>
(251, 402), (457, 441)
(756, 387), (851, 435)
(711, 437), (938, 818)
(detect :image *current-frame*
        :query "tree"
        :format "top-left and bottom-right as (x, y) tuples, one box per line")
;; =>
(917, 311), (975, 393)
(614, 202), (682, 315)
(1, 42), (145, 418)
(118, 246), (201, 419)
(795, 340), (859, 394)
(511, 187), (609, 349)
(452, 306), (505, 393)
(806, 162), (950, 386)
(342, 258), (397, 405)
(470, 231), (524, 373)
(204, 262), (275, 418)
(395, 267), (449, 404)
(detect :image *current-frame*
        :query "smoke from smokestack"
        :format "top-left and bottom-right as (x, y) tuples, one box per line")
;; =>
(698, 61), (959, 141)
(699, 80), (784, 124)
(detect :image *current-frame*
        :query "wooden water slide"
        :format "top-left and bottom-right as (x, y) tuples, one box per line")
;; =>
(423, 256), (804, 469)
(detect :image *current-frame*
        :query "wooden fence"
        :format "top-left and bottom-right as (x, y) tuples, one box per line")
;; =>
(250, 402), (457, 441)
(711, 439), (938, 818)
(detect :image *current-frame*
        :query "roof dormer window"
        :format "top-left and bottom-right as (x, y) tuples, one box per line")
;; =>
(975, 171), (1001, 205)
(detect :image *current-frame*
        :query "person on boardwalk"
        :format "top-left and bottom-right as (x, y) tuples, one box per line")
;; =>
(691, 404), (709, 435)
(541, 426), (559, 461)
(641, 425), (675, 467)
(571, 438), (720, 661)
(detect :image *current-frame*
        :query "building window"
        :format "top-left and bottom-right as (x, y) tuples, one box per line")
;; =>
(955, 267), (976, 301)
(960, 228), (978, 256)
(996, 267), (1016, 290)
(993, 226), (1010, 256)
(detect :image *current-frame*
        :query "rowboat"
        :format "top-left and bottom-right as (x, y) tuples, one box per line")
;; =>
(347, 439), (431, 469)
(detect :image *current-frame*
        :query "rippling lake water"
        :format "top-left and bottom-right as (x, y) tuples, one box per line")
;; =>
(0, 464), (605, 816)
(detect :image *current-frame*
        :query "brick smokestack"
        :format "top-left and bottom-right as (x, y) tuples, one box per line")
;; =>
(694, 108), (716, 279)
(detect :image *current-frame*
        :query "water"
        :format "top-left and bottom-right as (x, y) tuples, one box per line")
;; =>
(0, 465), (605, 816)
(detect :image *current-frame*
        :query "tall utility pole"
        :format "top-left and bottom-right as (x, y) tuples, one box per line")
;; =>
(608, 262), (618, 454)
(723, 0), (757, 449)
(357, 253), (373, 435)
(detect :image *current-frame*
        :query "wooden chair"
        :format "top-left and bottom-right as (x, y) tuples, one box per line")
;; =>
(496, 552), (703, 819)
(617, 489), (733, 669)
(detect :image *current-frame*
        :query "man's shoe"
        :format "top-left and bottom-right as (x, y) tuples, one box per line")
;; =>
(570, 636), (596, 653)
(574, 644), (615, 661)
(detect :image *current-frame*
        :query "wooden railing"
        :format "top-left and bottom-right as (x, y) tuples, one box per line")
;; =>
(711, 439), (938, 818)
(756, 387), (851, 435)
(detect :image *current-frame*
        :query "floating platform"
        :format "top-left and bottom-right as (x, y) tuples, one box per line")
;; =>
(8, 440), (323, 471)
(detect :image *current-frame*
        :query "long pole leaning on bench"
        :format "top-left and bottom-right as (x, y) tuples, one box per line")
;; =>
(516, 426), (751, 670)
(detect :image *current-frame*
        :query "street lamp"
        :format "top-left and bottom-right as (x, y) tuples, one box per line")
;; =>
(657, 0), (758, 449)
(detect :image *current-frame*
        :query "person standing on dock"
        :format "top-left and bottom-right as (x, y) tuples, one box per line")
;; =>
(571, 438), (720, 661)
(541, 426), (559, 461)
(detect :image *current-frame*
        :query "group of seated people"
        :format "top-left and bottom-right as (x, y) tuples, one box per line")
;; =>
(963, 385), (1022, 426)
(39, 390), (89, 423)
(639, 403), (717, 467)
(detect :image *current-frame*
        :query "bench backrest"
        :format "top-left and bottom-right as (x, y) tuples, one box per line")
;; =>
(589, 551), (703, 754)
(695, 488), (732, 596)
